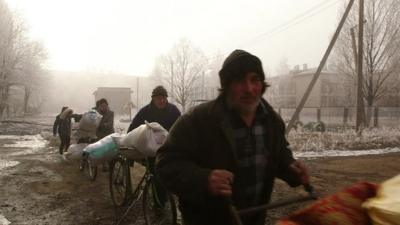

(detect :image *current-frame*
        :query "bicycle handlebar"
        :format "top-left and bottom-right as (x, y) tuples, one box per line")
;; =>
(228, 184), (318, 225)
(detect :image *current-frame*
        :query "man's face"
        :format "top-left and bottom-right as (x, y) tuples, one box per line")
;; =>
(152, 95), (168, 109)
(98, 103), (108, 114)
(226, 72), (263, 114)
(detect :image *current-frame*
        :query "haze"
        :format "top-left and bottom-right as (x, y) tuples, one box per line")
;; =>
(5, 0), (342, 76)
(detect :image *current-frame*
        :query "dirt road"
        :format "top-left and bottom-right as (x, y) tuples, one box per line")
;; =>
(0, 122), (399, 224)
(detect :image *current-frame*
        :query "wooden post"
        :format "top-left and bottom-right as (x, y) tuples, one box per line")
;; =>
(374, 107), (378, 127)
(317, 108), (321, 122)
(343, 107), (349, 126)
(136, 77), (140, 109)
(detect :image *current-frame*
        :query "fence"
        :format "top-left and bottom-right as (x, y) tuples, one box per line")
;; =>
(277, 107), (400, 129)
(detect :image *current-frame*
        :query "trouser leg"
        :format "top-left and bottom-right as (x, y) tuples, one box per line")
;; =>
(148, 157), (167, 206)
(59, 137), (65, 154)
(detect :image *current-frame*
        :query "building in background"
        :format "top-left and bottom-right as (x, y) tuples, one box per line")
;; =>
(266, 64), (352, 108)
(93, 87), (133, 115)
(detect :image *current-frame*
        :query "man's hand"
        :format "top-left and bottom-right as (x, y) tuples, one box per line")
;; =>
(289, 161), (310, 185)
(207, 169), (234, 197)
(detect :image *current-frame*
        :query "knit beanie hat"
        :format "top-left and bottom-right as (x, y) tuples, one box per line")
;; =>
(218, 49), (265, 88)
(152, 85), (168, 97)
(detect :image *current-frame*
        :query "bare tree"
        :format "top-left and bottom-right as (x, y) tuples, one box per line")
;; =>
(333, 0), (400, 110)
(19, 41), (47, 114)
(0, 0), (16, 117)
(152, 39), (208, 112)
(0, 0), (47, 118)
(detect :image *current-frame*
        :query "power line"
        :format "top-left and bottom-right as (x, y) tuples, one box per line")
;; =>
(205, 0), (343, 61)
(250, 0), (341, 42)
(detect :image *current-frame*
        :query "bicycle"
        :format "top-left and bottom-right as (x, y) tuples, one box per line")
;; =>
(77, 137), (98, 181)
(79, 153), (98, 181)
(109, 147), (178, 225)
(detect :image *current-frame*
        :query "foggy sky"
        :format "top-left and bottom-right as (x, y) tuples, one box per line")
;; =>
(6, 0), (342, 76)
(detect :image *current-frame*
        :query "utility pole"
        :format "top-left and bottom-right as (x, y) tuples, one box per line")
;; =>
(356, 0), (365, 133)
(136, 76), (139, 109)
(285, 0), (355, 134)
(202, 71), (205, 100)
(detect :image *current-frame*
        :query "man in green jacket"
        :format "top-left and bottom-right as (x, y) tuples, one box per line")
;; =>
(156, 49), (310, 225)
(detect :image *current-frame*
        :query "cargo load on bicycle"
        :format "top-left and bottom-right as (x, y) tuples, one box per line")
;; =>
(83, 133), (121, 166)
(76, 109), (103, 140)
(80, 121), (168, 167)
(64, 109), (103, 161)
(116, 121), (168, 159)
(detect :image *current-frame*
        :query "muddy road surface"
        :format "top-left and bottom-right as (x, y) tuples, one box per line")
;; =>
(0, 120), (399, 225)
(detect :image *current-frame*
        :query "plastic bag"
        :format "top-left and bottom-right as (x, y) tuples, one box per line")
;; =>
(63, 143), (88, 161)
(363, 174), (400, 225)
(76, 110), (102, 139)
(119, 121), (168, 157)
(83, 133), (119, 165)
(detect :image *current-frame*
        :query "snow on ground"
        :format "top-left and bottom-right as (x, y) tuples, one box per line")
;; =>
(0, 214), (11, 225)
(295, 147), (400, 158)
(2, 135), (46, 149)
(0, 160), (20, 170)
(288, 127), (400, 151)
(0, 131), (399, 161)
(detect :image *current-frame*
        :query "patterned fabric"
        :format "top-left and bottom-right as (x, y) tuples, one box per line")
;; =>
(230, 106), (268, 208)
(277, 182), (377, 225)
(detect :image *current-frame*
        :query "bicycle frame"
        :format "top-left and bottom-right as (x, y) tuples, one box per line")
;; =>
(114, 159), (152, 225)
(113, 156), (175, 225)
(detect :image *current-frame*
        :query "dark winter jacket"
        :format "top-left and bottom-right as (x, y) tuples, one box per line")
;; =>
(53, 114), (81, 137)
(155, 96), (301, 225)
(128, 102), (181, 132)
(96, 110), (115, 139)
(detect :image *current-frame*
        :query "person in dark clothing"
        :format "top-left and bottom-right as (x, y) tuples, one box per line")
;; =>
(127, 85), (181, 132)
(95, 98), (115, 172)
(128, 85), (181, 207)
(156, 50), (310, 225)
(53, 106), (81, 154)
(96, 98), (115, 139)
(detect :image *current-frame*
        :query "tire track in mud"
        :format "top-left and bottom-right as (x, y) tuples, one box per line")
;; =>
(0, 135), (117, 225)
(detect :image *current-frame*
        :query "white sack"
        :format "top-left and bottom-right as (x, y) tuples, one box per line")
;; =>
(63, 143), (88, 161)
(120, 121), (168, 157)
(112, 135), (146, 160)
(77, 110), (102, 139)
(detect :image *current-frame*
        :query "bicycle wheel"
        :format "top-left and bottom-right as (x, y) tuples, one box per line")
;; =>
(109, 157), (132, 207)
(142, 179), (177, 225)
(84, 159), (97, 181)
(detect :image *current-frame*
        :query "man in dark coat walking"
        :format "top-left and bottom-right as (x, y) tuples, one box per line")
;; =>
(128, 85), (181, 133)
(128, 85), (181, 206)
(156, 50), (310, 225)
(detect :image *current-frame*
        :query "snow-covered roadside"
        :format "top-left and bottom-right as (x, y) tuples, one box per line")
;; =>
(288, 128), (400, 151)
(295, 147), (400, 158)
